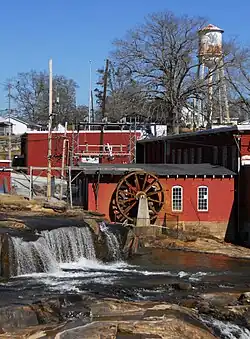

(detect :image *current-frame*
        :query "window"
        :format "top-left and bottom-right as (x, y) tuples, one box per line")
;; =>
(197, 186), (208, 211)
(172, 186), (183, 212)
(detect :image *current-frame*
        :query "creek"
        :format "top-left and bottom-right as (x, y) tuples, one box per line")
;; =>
(1, 223), (250, 338)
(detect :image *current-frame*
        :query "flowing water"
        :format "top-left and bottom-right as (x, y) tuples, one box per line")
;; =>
(10, 236), (60, 276)
(201, 316), (250, 339)
(42, 226), (96, 262)
(99, 221), (122, 261)
(3, 225), (250, 338)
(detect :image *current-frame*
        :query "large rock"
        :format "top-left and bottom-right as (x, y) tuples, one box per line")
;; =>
(122, 228), (139, 259)
(239, 292), (250, 304)
(171, 282), (192, 291)
(56, 299), (215, 339)
(55, 319), (216, 339)
(43, 199), (67, 212)
(0, 305), (38, 332)
(0, 298), (62, 333)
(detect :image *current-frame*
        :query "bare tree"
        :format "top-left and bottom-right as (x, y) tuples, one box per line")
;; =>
(225, 45), (250, 119)
(111, 11), (246, 132)
(111, 12), (208, 132)
(7, 70), (80, 126)
(95, 61), (147, 122)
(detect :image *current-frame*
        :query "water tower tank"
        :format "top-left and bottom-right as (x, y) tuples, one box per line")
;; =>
(198, 24), (224, 68)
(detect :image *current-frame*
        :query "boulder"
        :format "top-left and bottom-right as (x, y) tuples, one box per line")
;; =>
(55, 319), (216, 339)
(43, 199), (67, 212)
(0, 305), (38, 332)
(171, 282), (192, 291)
(239, 292), (250, 304)
(0, 298), (63, 333)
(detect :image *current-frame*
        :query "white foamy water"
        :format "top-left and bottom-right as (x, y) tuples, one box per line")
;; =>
(201, 316), (250, 339)
(99, 222), (122, 261)
(42, 226), (96, 262)
(10, 237), (60, 276)
(9, 226), (97, 277)
(13, 256), (222, 297)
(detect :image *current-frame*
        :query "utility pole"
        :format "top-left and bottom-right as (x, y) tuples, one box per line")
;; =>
(47, 59), (53, 200)
(102, 59), (109, 120)
(8, 84), (11, 161)
(99, 59), (109, 164)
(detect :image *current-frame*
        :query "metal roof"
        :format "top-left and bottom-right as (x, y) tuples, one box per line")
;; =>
(199, 24), (224, 33)
(75, 163), (235, 177)
(137, 125), (250, 144)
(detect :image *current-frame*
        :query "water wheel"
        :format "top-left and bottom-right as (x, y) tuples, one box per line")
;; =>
(111, 171), (164, 224)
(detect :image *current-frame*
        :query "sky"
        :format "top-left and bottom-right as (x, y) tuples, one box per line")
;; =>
(0, 0), (250, 110)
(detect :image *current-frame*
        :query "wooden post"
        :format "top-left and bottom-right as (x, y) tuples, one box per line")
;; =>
(47, 59), (53, 200)
(69, 166), (73, 208)
(99, 59), (109, 164)
(29, 166), (33, 200)
(8, 84), (12, 162)
(60, 122), (68, 199)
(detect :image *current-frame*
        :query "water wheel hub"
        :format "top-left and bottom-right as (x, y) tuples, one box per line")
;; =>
(135, 191), (147, 200)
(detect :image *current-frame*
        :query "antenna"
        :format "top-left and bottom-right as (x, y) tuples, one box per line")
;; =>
(88, 60), (92, 131)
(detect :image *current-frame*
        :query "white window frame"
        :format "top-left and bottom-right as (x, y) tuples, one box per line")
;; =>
(197, 186), (208, 212)
(172, 185), (183, 212)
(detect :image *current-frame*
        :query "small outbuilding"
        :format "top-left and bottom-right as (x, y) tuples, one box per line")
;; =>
(71, 163), (235, 241)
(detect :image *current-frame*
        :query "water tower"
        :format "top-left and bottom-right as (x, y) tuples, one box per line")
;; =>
(196, 24), (230, 127)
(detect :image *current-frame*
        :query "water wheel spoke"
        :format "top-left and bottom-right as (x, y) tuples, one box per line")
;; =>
(149, 205), (157, 216)
(147, 189), (163, 197)
(114, 171), (164, 223)
(142, 173), (148, 191)
(144, 178), (158, 193)
(124, 180), (137, 193)
(123, 200), (137, 215)
(134, 173), (141, 191)
(148, 197), (163, 204)
(119, 190), (136, 198)
(118, 197), (136, 204)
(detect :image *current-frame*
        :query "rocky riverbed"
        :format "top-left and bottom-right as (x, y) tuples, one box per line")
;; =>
(0, 195), (250, 338)
(1, 291), (250, 338)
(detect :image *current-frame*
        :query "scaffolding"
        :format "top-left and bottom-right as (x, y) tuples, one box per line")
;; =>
(73, 122), (138, 164)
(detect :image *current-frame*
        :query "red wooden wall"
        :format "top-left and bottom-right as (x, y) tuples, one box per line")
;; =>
(88, 177), (234, 225)
(22, 131), (141, 176)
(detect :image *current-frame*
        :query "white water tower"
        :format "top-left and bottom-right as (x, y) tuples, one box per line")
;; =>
(196, 24), (230, 127)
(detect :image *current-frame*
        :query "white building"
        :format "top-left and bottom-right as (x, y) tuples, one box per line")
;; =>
(9, 117), (42, 135)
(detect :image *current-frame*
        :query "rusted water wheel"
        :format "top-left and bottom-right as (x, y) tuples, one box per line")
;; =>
(114, 171), (164, 224)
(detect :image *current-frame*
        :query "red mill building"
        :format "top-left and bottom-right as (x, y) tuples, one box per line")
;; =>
(136, 125), (250, 245)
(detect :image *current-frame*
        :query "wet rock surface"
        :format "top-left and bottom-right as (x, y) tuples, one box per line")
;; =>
(1, 292), (250, 338)
(144, 234), (250, 259)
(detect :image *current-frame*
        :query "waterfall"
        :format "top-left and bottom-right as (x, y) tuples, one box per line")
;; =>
(9, 226), (97, 276)
(99, 222), (122, 261)
(200, 316), (250, 339)
(41, 226), (96, 263)
(8, 224), (124, 277)
(10, 236), (60, 276)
